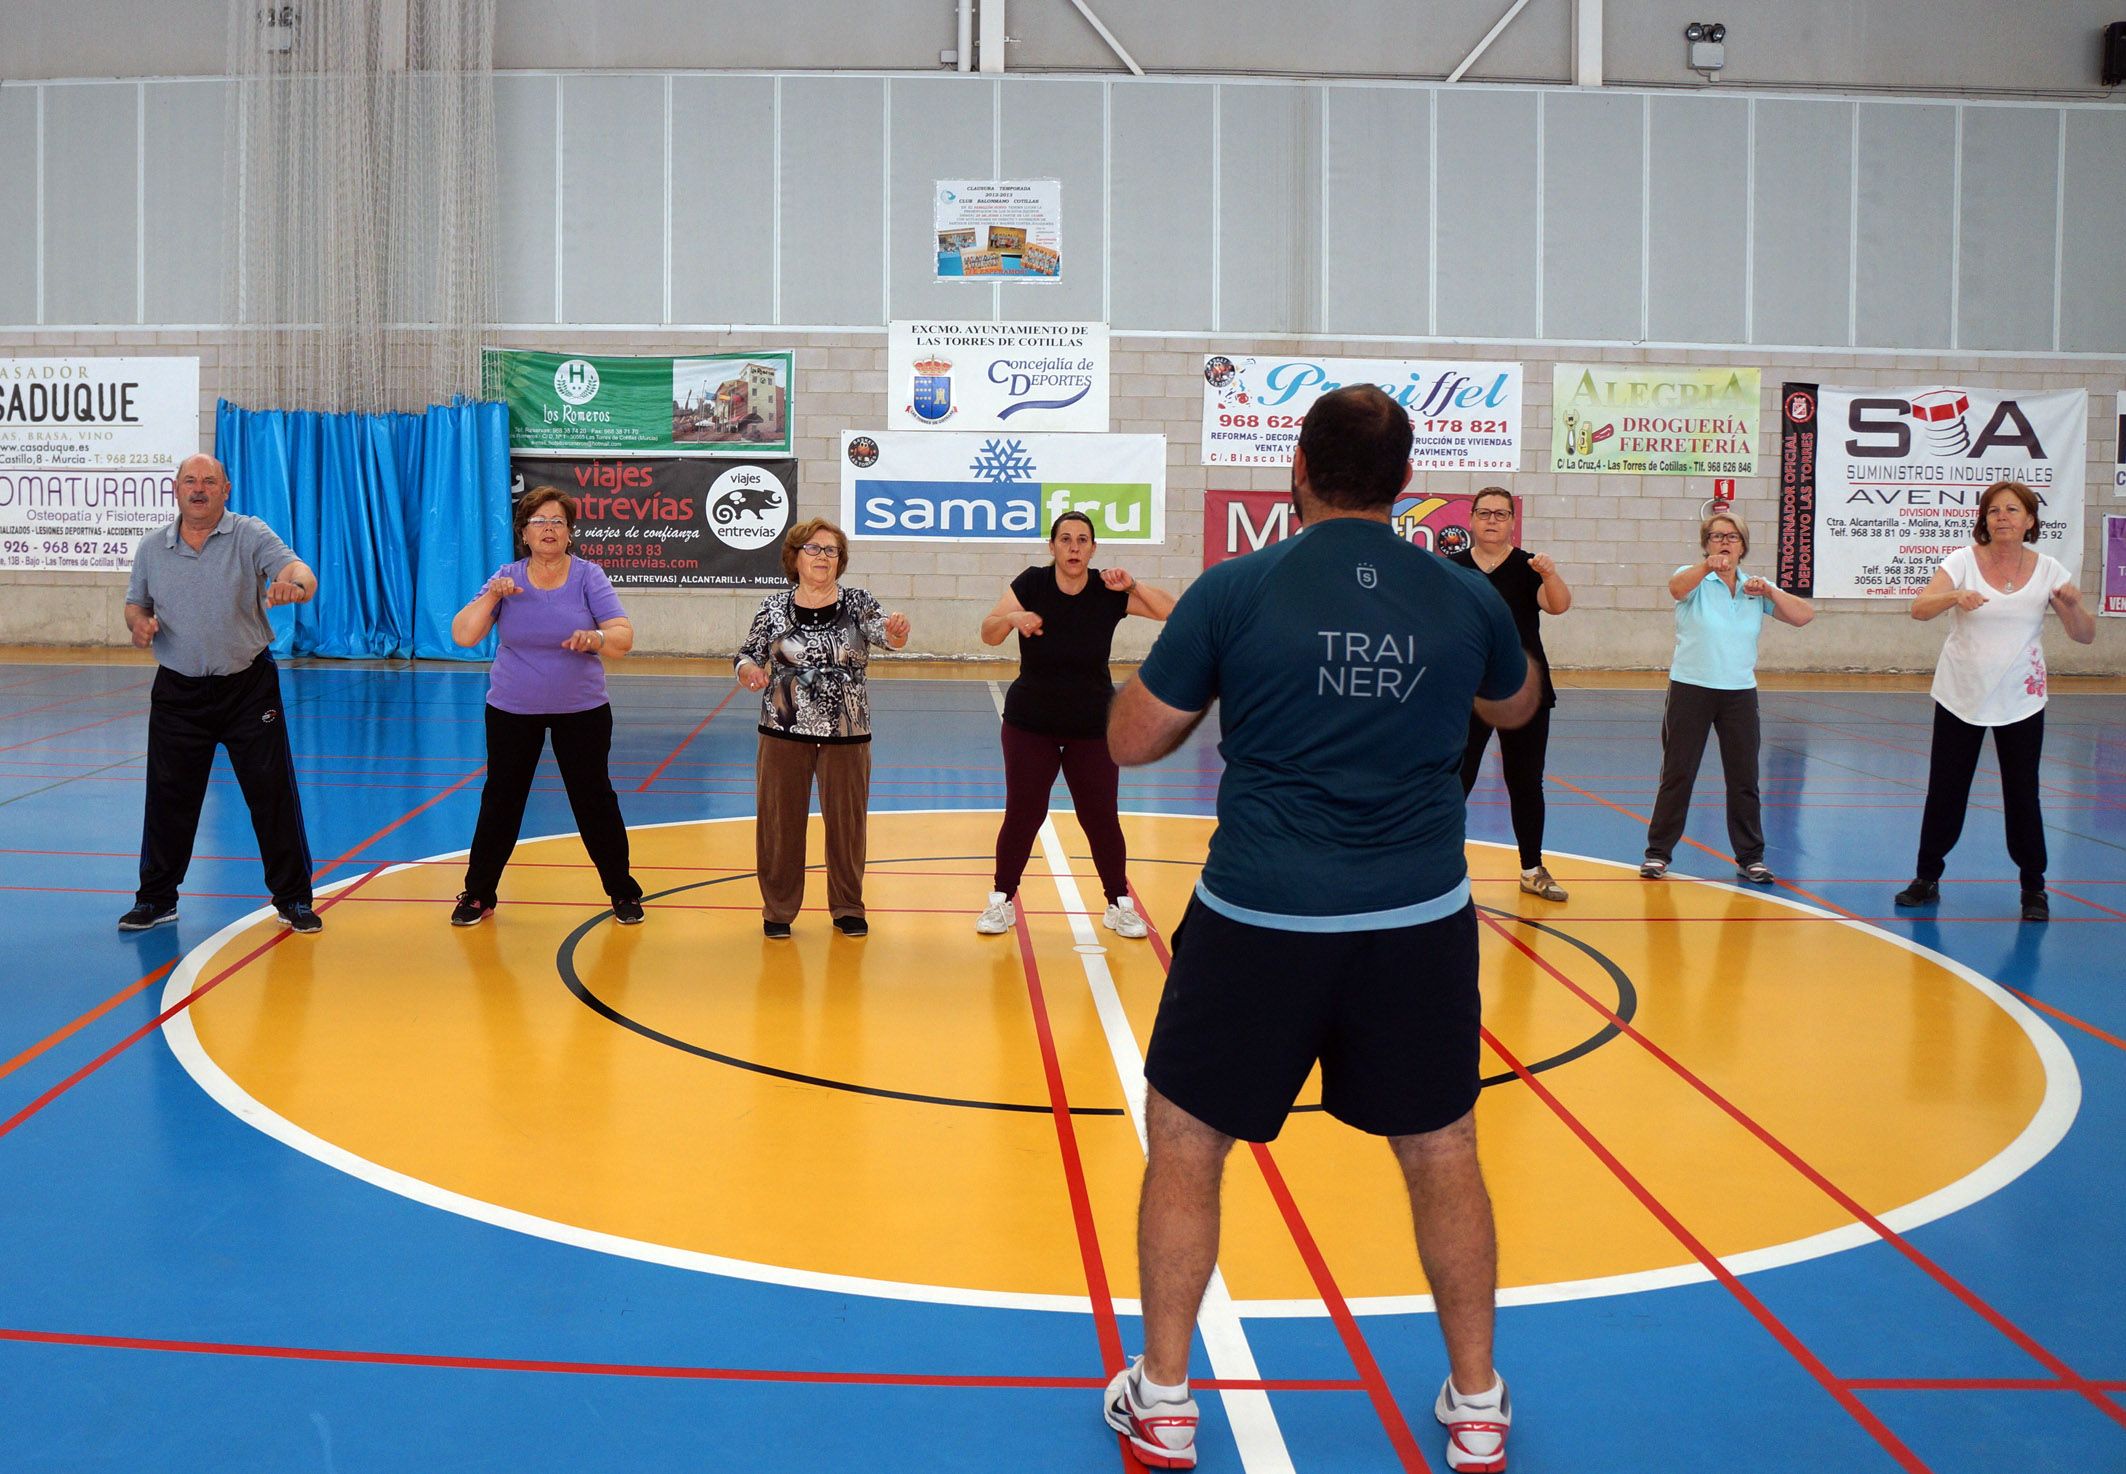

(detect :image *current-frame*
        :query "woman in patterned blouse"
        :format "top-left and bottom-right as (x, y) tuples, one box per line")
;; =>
(734, 518), (911, 939)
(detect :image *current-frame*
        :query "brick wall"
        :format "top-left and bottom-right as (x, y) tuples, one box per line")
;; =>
(4, 326), (2121, 673)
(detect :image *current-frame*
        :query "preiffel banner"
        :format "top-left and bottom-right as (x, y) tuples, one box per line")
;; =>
(1776, 383), (1819, 595)
(509, 455), (792, 588)
(485, 349), (795, 458)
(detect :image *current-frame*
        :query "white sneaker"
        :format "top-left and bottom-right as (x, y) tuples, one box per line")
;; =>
(975, 891), (1015, 934)
(1435, 1374), (1511, 1473)
(1102, 895), (1149, 939)
(1104, 1357), (1198, 1468)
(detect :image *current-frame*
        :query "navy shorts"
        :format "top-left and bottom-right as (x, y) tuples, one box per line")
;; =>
(1142, 896), (1482, 1143)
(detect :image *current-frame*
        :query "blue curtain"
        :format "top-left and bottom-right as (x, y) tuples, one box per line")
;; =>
(217, 398), (513, 660)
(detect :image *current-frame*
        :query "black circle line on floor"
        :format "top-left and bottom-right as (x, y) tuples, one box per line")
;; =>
(553, 854), (1638, 1116)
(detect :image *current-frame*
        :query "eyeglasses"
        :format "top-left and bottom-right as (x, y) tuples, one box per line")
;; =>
(1471, 509), (1514, 523)
(797, 543), (839, 558)
(525, 516), (567, 529)
(1706, 532), (1743, 545)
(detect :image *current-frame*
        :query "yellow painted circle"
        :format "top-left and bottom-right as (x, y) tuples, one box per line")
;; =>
(164, 812), (2067, 1311)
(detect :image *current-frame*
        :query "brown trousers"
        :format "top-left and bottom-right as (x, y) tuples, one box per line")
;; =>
(754, 734), (871, 922)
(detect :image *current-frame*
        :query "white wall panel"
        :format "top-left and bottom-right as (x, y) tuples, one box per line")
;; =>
(778, 77), (887, 327)
(1436, 89), (1537, 341)
(998, 80), (1106, 325)
(1321, 86), (1429, 339)
(493, 75), (558, 323)
(1109, 83), (1213, 331)
(1546, 91), (1645, 343)
(671, 76), (777, 326)
(143, 81), (224, 323)
(1751, 99), (1852, 348)
(1854, 103), (1955, 351)
(561, 75), (665, 324)
(43, 84), (138, 324)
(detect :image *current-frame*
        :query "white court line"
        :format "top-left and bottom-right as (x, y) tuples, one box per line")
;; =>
(990, 681), (1295, 1474)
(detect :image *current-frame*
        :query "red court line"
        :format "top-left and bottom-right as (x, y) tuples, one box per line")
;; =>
(1133, 890), (1431, 1473)
(0, 1324), (1365, 1391)
(0, 962), (176, 1086)
(0, 677), (154, 722)
(635, 685), (739, 792)
(1010, 911), (1138, 1472)
(1840, 1376), (2126, 1392)
(2045, 885), (2126, 922)
(1476, 1020), (1931, 1473)
(2004, 988), (2126, 1053)
(0, 864), (386, 1145)
(0, 669), (82, 693)
(0, 707), (150, 754)
(310, 765), (486, 885)
(1478, 911), (2126, 1432)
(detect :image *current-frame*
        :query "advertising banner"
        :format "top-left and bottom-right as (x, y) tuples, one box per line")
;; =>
(1203, 488), (1517, 569)
(1550, 364), (1761, 476)
(485, 349), (794, 458)
(1802, 386), (2086, 599)
(841, 431), (1164, 544)
(2116, 390), (2124, 496)
(1775, 382), (1820, 595)
(509, 455), (791, 588)
(934, 180), (1061, 281)
(888, 321), (1108, 431)
(0, 356), (200, 571)
(2102, 515), (2126, 617)
(1200, 355), (1522, 470)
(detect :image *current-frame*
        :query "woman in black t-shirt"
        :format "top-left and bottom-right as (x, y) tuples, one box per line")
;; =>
(975, 511), (1175, 938)
(1447, 485), (1574, 901)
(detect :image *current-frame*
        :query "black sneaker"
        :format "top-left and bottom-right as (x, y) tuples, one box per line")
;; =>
(450, 892), (494, 927)
(117, 901), (178, 932)
(763, 919), (792, 940)
(611, 897), (645, 926)
(1893, 879), (1939, 908)
(833, 914), (869, 938)
(277, 902), (323, 934)
(2020, 889), (2049, 923)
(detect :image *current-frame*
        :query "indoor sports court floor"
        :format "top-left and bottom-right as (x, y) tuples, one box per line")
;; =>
(0, 653), (2119, 1473)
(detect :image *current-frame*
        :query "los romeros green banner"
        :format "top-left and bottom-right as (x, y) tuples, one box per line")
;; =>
(483, 349), (795, 458)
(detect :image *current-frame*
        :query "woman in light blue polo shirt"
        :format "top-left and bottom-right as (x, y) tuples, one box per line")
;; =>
(1642, 511), (1814, 883)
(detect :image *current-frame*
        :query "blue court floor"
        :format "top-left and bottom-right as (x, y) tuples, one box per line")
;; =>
(0, 657), (2119, 1473)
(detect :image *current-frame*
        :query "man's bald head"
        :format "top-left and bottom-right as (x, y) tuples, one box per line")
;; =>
(173, 454), (232, 529)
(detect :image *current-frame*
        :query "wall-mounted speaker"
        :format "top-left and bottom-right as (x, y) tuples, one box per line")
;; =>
(2103, 22), (2126, 86)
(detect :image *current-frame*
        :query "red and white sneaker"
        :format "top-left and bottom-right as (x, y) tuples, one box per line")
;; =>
(1435, 1374), (1511, 1473)
(1104, 1357), (1198, 1468)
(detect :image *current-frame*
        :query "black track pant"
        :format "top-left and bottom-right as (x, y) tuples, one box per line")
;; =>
(1913, 703), (2047, 890)
(137, 654), (313, 911)
(1460, 705), (1553, 871)
(1644, 680), (1763, 867)
(463, 703), (640, 906)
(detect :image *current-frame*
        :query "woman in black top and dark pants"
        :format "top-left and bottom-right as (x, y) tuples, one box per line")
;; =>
(1448, 485), (1574, 901)
(975, 511), (1175, 938)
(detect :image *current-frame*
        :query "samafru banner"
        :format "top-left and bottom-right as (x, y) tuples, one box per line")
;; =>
(485, 349), (794, 458)
(509, 455), (791, 589)
(1201, 355), (1522, 470)
(1803, 386), (2086, 599)
(2102, 516), (2126, 617)
(1203, 489), (1517, 569)
(888, 321), (1108, 432)
(1550, 364), (1761, 476)
(841, 431), (1164, 544)
(0, 356), (200, 571)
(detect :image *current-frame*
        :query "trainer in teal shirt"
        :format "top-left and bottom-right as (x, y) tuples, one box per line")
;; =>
(1135, 517), (1526, 930)
(1668, 560), (1774, 689)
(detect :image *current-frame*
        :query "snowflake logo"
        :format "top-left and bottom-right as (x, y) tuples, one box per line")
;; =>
(969, 438), (1037, 483)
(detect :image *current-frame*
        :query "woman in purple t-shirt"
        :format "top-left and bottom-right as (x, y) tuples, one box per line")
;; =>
(448, 488), (644, 926)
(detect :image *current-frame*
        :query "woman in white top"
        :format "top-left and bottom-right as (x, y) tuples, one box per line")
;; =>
(1895, 480), (2095, 922)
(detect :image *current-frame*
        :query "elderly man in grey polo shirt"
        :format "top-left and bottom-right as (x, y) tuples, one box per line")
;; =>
(119, 453), (324, 933)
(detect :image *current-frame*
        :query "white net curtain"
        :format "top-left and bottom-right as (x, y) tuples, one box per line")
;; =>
(223, 0), (498, 414)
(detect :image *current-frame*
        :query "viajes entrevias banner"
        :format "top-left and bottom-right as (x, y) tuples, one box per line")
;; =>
(888, 321), (1108, 432)
(1550, 364), (1761, 476)
(0, 356), (200, 572)
(510, 455), (791, 588)
(485, 349), (794, 458)
(840, 431), (1164, 544)
(1203, 489), (1516, 568)
(1200, 355), (1522, 470)
(1793, 385), (2086, 599)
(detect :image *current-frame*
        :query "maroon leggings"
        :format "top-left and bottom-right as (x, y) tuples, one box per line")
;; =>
(993, 721), (1129, 903)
